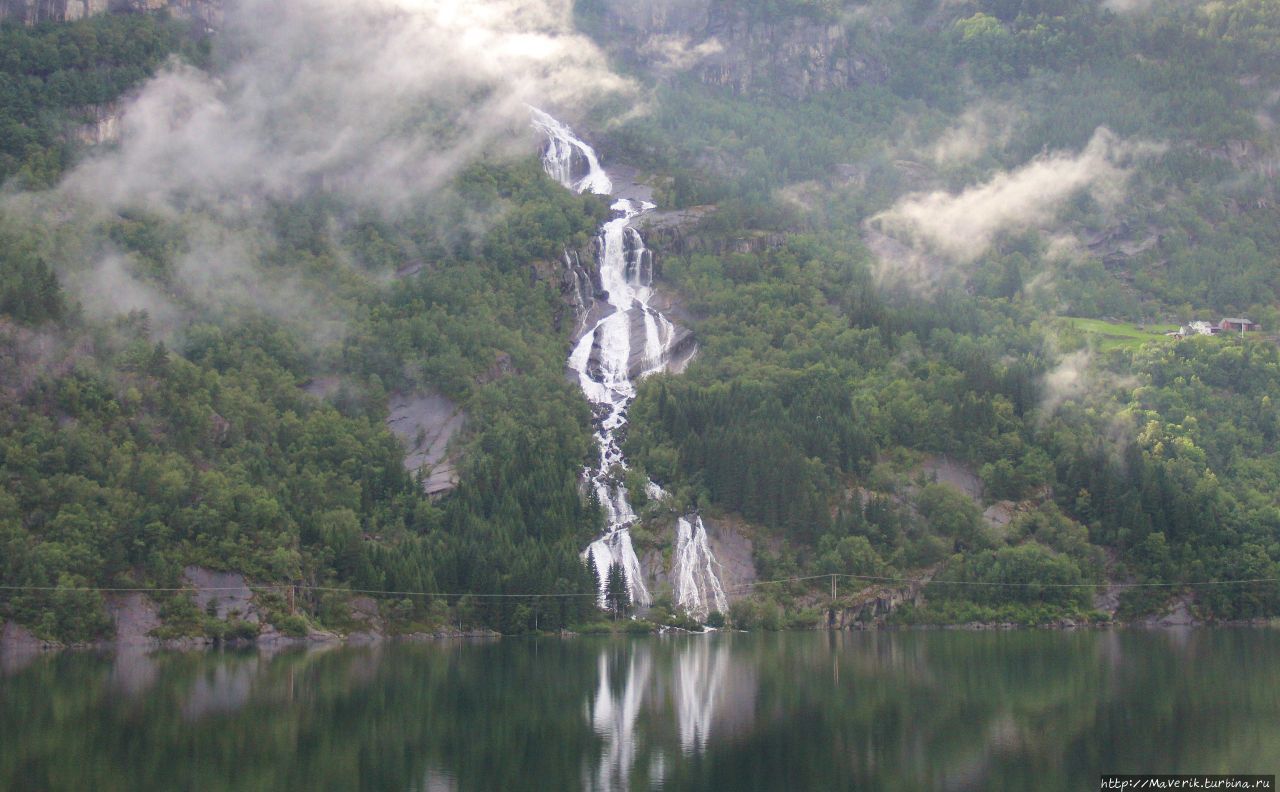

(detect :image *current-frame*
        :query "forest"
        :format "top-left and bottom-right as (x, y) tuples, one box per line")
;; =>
(2, 0), (1280, 640)
(601, 0), (1280, 624)
(0, 12), (616, 639)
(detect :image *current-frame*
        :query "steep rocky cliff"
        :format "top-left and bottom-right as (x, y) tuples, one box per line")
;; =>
(640, 513), (757, 610)
(0, 0), (219, 27)
(588, 0), (886, 98)
(636, 207), (789, 259)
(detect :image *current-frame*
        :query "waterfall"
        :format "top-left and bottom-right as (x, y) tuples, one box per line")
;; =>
(674, 516), (729, 621)
(533, 109), (724, 617)
(530, 107), (612, 196)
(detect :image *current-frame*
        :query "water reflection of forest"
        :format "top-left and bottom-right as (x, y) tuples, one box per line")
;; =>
(2, 631), (1278, 791)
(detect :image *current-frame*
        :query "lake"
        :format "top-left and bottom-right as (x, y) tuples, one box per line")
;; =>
(2, 630), (1278, 790)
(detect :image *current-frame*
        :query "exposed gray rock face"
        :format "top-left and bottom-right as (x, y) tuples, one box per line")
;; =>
(386, 390), (465, 498)
(642, 514), (757, 607)
(700, 515), (755, 600)
(636, 207), (788, 260)
(0, 0), (220, 26)
(0, 0), (98, 24)
(105, 592), (163, 645)
(831, 574), (932, 628)
(592, 0), (887, 99)
(345, 596), (384, 643)
(562, 246), (604, 321)
(184, 566), (260, 623)
(598, 0), (713, 37)
(919, 455), (984, 500)
(74, 104), (123, 146)
(527, 241), (604, 337)
(1141, 595), (1199, 627)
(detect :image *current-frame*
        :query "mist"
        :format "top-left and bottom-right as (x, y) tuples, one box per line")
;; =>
(9, 0), (630, 332)
(921, 102), (1021, 168)
(872, 128), (1162, 266)
(66, 0), (628, 213)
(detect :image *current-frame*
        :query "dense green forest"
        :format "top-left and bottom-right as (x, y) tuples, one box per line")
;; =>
(0, 14), (615, 640)
(2, 0), (1280, 641)
(0, 14), (210, 188)
(600, 0), (1280, 623)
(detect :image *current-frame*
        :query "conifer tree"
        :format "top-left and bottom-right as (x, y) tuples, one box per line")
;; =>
(605, 561), (630, 619)
(586, 549), (601, 601)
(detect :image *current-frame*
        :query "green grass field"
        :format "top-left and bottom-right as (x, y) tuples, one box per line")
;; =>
(1064, 318), (1181, 351)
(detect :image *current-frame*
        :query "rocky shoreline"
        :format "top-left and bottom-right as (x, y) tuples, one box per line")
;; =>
(0, 618), (504, 658)
(7, 616), (1279, 664)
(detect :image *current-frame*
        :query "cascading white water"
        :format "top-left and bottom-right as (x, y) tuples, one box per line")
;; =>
(530, 107), (612, 195)
(533, 109), (725, 617)
(674, 516), (729, 620)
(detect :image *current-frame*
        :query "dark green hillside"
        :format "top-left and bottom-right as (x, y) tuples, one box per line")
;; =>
(593, 0), (1280, 623)
(0, 13), (617, 638)
(1, 13), (210, 188)
(3, 0), (1280, 639)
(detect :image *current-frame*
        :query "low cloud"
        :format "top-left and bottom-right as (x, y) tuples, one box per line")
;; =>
(71, 254), (182, 331)
(12, 0), (631, 338)
(928, 103), (1019, 167)
(1101, 0), (1160, 13)
(1040, 350), (1093, 415)
(871, 128), (1162, 264)
(1039, 347), (1139, 421)
(1101, 0), (1204, 14)
(638, 34), (723, 74)
(63, 0), (630, 215)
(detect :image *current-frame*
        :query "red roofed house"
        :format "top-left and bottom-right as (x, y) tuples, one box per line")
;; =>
(1219, 318), (1260, 334)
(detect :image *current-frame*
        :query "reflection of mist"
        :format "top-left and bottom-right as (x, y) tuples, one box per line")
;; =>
(585, 637), (756, 791)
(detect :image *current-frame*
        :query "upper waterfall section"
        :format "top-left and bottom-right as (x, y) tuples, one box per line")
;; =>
(529, 107), (613, 196)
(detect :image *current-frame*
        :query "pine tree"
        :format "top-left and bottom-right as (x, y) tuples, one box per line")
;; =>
(586, 549), (601, 601)
(605, 561), (630, 619)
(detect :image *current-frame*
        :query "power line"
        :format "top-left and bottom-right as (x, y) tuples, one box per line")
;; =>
(0, 583), (600, 599)
(1, 571), (1275, 600)
(730, 572), (1280, 590)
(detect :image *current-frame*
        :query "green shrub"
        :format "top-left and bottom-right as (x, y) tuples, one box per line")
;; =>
(276, 614), (309, 638)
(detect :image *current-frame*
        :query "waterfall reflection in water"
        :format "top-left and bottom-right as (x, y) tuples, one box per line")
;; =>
(4, 632), (1279, 791)
(586, 637), (755, 791)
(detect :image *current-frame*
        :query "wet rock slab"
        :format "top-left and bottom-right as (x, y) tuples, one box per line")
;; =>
(386, 390), (465, 497)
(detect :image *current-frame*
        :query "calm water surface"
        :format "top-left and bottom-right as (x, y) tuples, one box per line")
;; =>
(2, 630), (1278, 791)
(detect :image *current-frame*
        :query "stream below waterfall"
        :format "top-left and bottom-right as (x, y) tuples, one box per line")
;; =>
(530, 109), (726, 618)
